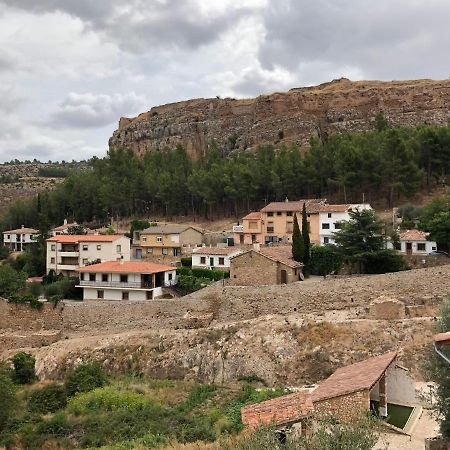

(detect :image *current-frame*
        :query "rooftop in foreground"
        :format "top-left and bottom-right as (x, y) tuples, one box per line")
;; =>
(77, 261), (174, 274)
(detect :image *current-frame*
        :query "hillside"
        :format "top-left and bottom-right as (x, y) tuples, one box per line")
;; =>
(109, 78), (450, 158)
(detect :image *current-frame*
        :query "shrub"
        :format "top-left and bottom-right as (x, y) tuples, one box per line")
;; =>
(43, 277), (81, 300)
(12, 352), (36, 384)
(65, 362), (107, 397)
(0, 264), (26, 298)
(0, 374), (17, 431)
(310, 245), (343, 276)
(27, 282), (42, 298)
(8, 293), (42, 310)
(180, 257), (192, 267)
(178, 384), (217, 412)
(360, 249), (408, 274)
(28, 384), (67, 414)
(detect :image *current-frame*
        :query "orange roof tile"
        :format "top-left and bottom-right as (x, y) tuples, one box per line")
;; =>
(258, 245), (302, 269)
(399, 230), (429, 241)
(261, 199), (325, 213)
(47, 235), (126, 243)
(242, 212), (262, 220)
(193, 247), (242, 256)
(241, 391), (313, 429)
(77, 260), (174, 273)
(3, 227), (39, 234)
(312, 352), (397, 402)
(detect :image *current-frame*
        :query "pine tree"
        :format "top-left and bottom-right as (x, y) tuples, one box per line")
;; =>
(292, 213), (304, 262)
(302, 203), (310, 268)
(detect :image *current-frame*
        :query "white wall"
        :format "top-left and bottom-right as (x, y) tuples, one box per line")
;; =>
(192, 251), (241, 269)
(82, 286), (163, 301)
(400, 240), (436, 255)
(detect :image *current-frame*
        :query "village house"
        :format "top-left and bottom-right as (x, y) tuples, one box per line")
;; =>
(387, 229), (437, 255)
(2, 225), (39, 252)
(229, 245), (303, 286)
(133, 225), (204, 258)
(50, 219), (83, 236)
(76, 260), (177, 301)
(191, 247), (243, 271)
(241, 352), (419, 436)
(46, 234), (131, 276)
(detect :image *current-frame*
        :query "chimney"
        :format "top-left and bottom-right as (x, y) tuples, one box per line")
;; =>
(63, 219), (68, 225)
(21, 225), (24, 229)
(253, 242), (260, 252)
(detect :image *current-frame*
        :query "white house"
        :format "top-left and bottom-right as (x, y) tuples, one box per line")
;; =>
(46, 234), (131, 276)
(319, 203), (372, 245)
(387, 229), (437, 255)
(192, 247), (243, 270)
(76, 260), (177, 300)
(51, 219), (84, 236)
(3, 226), (39, 252)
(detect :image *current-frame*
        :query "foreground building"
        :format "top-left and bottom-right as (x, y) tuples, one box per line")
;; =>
(192, 247), (243, 271)
(76, 260), (177, 300)
(46, 234), (131, 276)
(3, 226), (39, 252)
(387, 229), (437, 255)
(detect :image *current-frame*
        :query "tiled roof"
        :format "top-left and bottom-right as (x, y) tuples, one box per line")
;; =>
(241, 391), (314, 429)
(242, 212), (262, 220)
(258, 245), (302, 269)
(77, 260), (174, 273)
(399, 230), (429, 241)
(261, 199), (325, 213)
(3, 227), (39, 234)
(193, 247), (242, 256)
(318, 204), (353, 213)
(52, 222), (78, 231)
(47, 235), (125, 243)
(139, 225), (202, 235)
(433, 331), (450, 343)
(311, 352), (397, 402)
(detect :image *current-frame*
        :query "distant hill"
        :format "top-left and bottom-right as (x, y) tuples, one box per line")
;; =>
(110, 78), (450, 159)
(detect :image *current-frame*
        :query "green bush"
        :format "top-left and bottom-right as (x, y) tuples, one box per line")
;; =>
(27, 282), (42, 297)
(180, 257), (192, 267)
(12, 352), (36, 384)
(43, 277), (81, 300)
(178, 384), (217, 412)
(65, 362), (107, 397)
(0, 264), (26, 298)
(8, 293), (42, 310)
(310, 245), (343, 276)
(28, 384), (67, 414)
(360, 249), (408, 274)
(0, 374), (17, 432)
(176, 266), (192, 276)
(177, 275), (210, 293)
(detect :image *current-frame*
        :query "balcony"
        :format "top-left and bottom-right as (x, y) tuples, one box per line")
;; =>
(266, 227), (274, 233)
(59, 251), (80, 257)
(78, 280), (175, 289)
(56, 264), (78, 271)
(233, 225), (244, 233)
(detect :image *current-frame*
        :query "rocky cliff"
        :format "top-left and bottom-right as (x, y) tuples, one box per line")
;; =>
(109, 78), (450, 158)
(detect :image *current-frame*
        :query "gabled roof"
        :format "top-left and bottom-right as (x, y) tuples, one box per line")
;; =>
(139, 225), (202, 235)
(193, 247), (242, 256)
(399, 230), (429, 241)
(231, 245), (302, 269)
(241, 391), (314, 429)
(77, 260), (174, 274)
(47, 235), (126, 243)
(311, 351), (397, 402)
(3, 227), (39, 234)
(242, 211), (262, 220)
(52, 222), (78, 232)
(261, 199), (325, 213)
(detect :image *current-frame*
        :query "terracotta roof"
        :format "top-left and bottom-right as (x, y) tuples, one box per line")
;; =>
(193, 247), (242, 256)
(47, 235), (126, 243)
(399, 230), (429, 241)
(52, 222), (78, 232)
(318, 204), (353, 213)
(139, 225), (202, 235)
(77, 260), (174, 273)
(261, 199), (325, 213)
(241, 391), (314, 429)
(242, 212), (262, 220)
(3, 227), (39, 234)
(434, 332), (450, 344)
(312, 352), (397, 402)
(258, 246), (302, 269)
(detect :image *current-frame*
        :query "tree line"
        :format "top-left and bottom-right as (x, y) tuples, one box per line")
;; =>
(2, 118), (450, 231)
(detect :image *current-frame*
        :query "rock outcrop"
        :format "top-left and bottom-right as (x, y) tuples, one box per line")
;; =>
(109, 78), (450, 158)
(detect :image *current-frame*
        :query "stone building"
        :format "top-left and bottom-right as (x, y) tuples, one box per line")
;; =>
(229, 245), (303, 286)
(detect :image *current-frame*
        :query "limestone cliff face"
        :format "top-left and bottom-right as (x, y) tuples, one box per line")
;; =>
(109, 78), (450, 158)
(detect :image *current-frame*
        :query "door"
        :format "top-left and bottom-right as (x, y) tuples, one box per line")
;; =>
(210, 257), (214, 267)
(280, 269), (287, 284)
(135, 248), (142, 259)
(406, 242), (412, 255)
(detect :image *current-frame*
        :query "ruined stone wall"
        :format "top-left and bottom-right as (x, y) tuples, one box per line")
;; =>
(109, 78), (450, 159)
(404, 255), (450, 270)
(313, 390), (370, 422)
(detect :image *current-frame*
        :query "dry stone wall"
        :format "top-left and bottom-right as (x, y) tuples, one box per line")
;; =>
(313, 390), (370, 422)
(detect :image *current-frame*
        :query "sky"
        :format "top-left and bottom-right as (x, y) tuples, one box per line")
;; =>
(0, 0), (449, 163)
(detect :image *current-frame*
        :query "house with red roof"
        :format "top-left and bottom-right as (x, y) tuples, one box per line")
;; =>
(76, 260), (177, 301)
(389, 229), (437, 255)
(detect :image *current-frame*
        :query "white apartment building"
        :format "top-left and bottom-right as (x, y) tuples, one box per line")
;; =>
(76, 260), (177, 301)
(319, 203), (372, 245)
(192, 247), (243, 270)
(46, 234), (131, 276)
(3, 226), (39, 252)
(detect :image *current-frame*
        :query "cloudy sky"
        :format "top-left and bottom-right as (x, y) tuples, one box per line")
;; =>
(0, 0), (449, 162)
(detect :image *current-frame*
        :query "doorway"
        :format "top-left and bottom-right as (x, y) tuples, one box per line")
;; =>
(280, 269), (287, 284)
(406, 242), (412, 255)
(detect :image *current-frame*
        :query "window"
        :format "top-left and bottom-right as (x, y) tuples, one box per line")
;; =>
(219, 257), (225, 265)
(251, 234), (256, 242)
(200, 256), (206, 264)
(249, 221), (258, 230)
(120, 274), (128, 283)
(327, 213), (332, 218)
(97, 290), (104, 299)
(142, 236), (147, 242)
(7, 234), (10, 239)
(146, 291), (153, 300)
(162, 248), (168, 255)
(307, 214), (310, 218)
(116, 245), (121, 253)
(334, 222), (342, 229)
(267, 221), (274, 233)
(432, 246), (437, 251)
(51, 244), (56, 251)
(417, 243), (426, 251)
(322, 223), (330, 229)
(287, 211), (293, 216)
(102, 274), (108, 282)
(286, 222), (293, 233)
(122, 291), (129, 300)
(156, 236), (162, 243)
(324, 237), (330, 244)
(168, 273), (173, 280)
(82, 244), (88, 251)
(267, 212), (274, 217)
(277, 212), (282, 216)
(80, 273), (85, 281)
(50, 257), (55, 264)
(97, 244), (102, 251)
(147, 247), (153, 254)
(82, 258), (88, 264)
(89, 273), (96, 281)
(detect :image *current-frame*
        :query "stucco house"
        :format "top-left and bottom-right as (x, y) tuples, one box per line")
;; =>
(229, 245), (303, 286)
(46, 234), (131, 276)
(133, 225), (204, 258)
(192, 247), (243, 270)
(3, 226), (39, 252)
(76, 260), (176, 301)
(388, 229), (437, 255)
(50, 219), (85, 236)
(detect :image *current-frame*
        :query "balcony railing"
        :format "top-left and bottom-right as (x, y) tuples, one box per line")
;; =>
(266, 227), (274, 233)
(232, 225), (244, 233)
(79, 280), (177, 289)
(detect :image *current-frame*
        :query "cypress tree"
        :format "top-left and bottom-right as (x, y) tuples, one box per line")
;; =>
(302, 203), (311, 267)
(292, 213), (304, 262)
